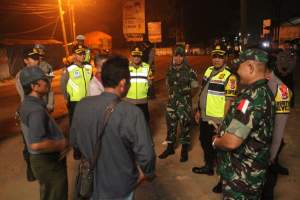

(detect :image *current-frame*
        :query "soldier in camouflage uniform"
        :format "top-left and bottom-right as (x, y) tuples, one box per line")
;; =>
(158, 46), (199, 162)
(213, 49), (275, 199)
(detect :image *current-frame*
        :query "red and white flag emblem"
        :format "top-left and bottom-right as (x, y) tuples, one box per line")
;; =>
(237, 99), (250, 114)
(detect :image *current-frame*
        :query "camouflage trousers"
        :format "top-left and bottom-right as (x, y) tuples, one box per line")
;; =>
(165, 102), (192, 144)
(222, 179), (262, 200)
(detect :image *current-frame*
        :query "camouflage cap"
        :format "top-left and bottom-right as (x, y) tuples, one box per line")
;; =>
(174, 46), (185, 56)
(239, 48), (269, 64)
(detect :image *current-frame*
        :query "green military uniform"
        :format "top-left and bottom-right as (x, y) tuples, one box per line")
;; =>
(217, 49), (275, 199)
(165, 63), (198, 144)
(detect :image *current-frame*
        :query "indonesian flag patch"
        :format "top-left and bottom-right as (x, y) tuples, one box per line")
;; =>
(237, 99), (250, 114)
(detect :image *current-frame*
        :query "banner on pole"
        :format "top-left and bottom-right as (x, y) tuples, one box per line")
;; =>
(148, 22), (162, 43)
(123, 0), (145, 35)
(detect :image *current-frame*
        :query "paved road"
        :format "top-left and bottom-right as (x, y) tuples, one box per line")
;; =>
(0, 55), (300, 199)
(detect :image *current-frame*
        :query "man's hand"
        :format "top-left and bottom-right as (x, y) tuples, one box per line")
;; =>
(137, 166), (146, 185)
(195, 111), (201, 124)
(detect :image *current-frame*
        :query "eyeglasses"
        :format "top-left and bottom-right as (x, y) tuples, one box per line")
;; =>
(212, 54), (225, 59)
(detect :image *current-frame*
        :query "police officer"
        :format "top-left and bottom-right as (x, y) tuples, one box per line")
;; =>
(34, 44), (54, 76)
(34, 44), (55, 112)
(275, 40), (297, 108)
(158, 46), (199, 162)
(261, 54), (292, 200)
(75, 34), (91, 64)
(124, 47), (153, 122)
(60, 44), (92, 159)
(15, 47), (41, 182)
(214, 49), (275, 199)
(192, 45), (237, 174)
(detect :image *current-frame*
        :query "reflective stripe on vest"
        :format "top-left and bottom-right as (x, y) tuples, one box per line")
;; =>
(275, 83), (291, 113)
(203, 66), (232, 118)
(126, 62), (150, 100)
(67, 64), (92, 101)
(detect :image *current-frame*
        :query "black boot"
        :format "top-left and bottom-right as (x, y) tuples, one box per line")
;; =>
(158, 143), (175, 159)
(26, 165), (36, 182)
(212, 180), (222, 193)
(180, 144), (189, 162)
(271, 163), (289, 175)
(192, 165), (214, 175)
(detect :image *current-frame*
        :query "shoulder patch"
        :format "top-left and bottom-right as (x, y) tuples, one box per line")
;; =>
(237, 99), (250, 114)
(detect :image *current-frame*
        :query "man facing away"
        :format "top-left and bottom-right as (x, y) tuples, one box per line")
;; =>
(70, 56), (156, 200)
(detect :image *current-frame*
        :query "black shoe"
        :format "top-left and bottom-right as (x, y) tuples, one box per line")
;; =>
(26, 166), (36, 182)
(192, 166), (214, 176)
(158, 144), (175, 159)
(180, 144), (189, 162)
(272, 163), (289, 175)
(212, 181), (222, 193)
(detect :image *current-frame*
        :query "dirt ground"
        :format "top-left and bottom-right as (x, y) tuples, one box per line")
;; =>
(0, 55), (299, 200)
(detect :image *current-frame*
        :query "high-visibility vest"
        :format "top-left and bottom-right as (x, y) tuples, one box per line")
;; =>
(126, 62), (150, 100)
(67, 64), (92, 102)
(275, 83), (292, 113)
(202, 66), (233, 118)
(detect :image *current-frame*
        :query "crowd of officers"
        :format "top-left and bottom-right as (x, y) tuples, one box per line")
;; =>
(14, 34), (297, 200)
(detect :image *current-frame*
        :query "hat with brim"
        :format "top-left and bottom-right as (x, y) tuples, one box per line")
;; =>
(211, 45), (226, 56)
(24, 48), (40, 60)
(131, 47), (143, 57)
(76, 34), (85, 41)
(20, 66), (49, 86)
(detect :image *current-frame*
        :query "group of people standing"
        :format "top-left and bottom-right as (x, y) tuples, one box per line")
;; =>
(15, 36), (295, 200)
(158, 44), (293, 200)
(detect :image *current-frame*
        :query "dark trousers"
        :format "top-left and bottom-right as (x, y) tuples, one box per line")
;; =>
(261, 141), (285, 200)
(67, 101), (78, 126)
(136, 103), (150, 123)
(67, 101), (81, 159)
(30, 153), (68, 200)
(199, 120), (216, 168)
(22, 134), (36, 181)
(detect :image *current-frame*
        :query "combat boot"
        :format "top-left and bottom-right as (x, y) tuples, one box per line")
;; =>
(158, 143), (175, 159)
(180, 144), (189, 162)
(192, 165), (214, 176)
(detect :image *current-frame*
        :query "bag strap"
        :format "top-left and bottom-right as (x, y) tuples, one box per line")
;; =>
(90, 97), (121, 170)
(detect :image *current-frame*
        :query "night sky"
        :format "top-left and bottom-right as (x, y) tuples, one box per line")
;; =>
(0, 0), (299, 46)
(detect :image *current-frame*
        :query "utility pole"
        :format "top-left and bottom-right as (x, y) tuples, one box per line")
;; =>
(58, 0), (70, 56)
(71, 4), (76, 40)
(67, 0), (76, 41)
(240, 0), (247, 50)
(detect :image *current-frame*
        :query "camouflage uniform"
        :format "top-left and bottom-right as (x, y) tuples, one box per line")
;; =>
(217, 79), (275, 199)
(165, 63), (198, 144)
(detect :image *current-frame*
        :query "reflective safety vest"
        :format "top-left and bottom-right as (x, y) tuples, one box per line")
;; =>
(275, 83), (292, 113)
(67, 64), (92, 102)
(202, 66), (233, 118)
(126, 62), (150, 100)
